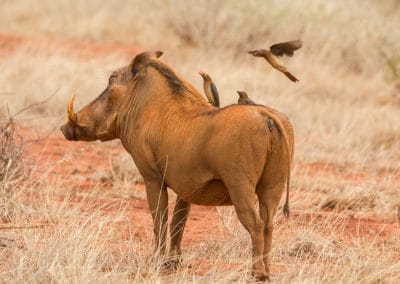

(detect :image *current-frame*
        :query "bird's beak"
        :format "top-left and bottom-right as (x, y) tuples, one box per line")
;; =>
(199, 71), (204, 76)
(248, 50), (263, 57)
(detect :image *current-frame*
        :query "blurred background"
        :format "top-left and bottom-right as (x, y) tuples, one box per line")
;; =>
(0, 0), (399, 166)
(1, 2), (399, 281)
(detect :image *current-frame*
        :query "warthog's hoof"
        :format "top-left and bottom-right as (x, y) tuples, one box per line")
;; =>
(253, 272), (270, 282)
(162, 258), (181, 270)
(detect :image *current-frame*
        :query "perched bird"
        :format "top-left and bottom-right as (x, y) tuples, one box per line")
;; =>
(236, 90), (256, 105)
(237, 91), (275, 132)
(199, 71), (220, 107)
(248, 40), (302, 82)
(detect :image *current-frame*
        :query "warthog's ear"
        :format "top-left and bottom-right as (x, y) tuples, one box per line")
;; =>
(131, 51), (163, 78)
(153, 51), (163, 58)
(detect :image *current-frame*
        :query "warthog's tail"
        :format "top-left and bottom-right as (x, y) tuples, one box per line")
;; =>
(283, 190), (290, 218)
(261, 110), (291, 218)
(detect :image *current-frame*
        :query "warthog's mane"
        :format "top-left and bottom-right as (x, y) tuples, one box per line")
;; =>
(148, 61), (187, 95)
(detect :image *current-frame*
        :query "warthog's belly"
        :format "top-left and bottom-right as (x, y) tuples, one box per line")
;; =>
(174, 180), (232, 206)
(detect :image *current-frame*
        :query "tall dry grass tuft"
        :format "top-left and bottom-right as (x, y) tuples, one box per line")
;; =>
(0, 110), (25, 222)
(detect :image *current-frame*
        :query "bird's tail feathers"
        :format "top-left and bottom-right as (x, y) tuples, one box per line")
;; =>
(284, 71), (299, 82)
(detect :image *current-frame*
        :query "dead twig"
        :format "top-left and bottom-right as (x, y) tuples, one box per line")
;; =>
(5, 87), (59, 122)
(0, 224), (50, 230)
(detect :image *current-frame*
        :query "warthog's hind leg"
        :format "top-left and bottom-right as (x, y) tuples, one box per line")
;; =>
(257, 181), (284, 280)
(225, 182), (267, 281)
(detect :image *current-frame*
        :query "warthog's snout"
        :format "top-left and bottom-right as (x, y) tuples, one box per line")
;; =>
(60, 123), (76, 141)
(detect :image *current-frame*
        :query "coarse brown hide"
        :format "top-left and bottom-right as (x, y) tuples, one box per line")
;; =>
(60, 51), (294, 281)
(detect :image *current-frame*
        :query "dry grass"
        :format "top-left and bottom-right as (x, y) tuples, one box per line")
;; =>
(0, 0), (400, 282)
(0, 180), (399, 283)
(277, 214), (400, 283)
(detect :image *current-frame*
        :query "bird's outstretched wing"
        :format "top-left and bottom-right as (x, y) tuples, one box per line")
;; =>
(270, 40), (302, 57)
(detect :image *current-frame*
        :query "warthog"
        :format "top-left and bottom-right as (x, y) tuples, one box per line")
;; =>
(60, 51), (294, 281)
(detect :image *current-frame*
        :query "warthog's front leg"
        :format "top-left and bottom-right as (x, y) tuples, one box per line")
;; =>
(145, 180), (168, 257)
(166, 197), (191, 268)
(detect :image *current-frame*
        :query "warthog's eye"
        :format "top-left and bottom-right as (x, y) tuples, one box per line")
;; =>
(131, 68), (137, 78)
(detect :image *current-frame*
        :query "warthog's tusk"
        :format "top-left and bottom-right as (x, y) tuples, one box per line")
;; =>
(68, 93), (77, 125)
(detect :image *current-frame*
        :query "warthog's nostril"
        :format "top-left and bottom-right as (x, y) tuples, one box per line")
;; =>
(59, 123), (76, 141)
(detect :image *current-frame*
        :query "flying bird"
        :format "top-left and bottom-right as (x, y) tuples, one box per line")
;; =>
(199, 71), (220, 107)
(236, 90), (256, 105)
(248, 40), (302, 82)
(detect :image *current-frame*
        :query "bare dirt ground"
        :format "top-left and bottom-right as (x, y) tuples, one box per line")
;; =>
(1, 33), (399, 281)
(0, 33), (139, 59)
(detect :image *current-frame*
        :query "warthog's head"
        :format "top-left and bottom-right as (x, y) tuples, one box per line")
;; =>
(60, 51), (163, 141)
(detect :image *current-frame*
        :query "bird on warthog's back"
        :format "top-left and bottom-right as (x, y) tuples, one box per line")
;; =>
(236, 90), (256, 105)
(199, 71), (220, 107)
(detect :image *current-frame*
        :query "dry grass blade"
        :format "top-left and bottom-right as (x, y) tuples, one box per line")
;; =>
(0, 224), (50, 230)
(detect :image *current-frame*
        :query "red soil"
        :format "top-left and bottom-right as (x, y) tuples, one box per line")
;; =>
(0, 33), (140, 59)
